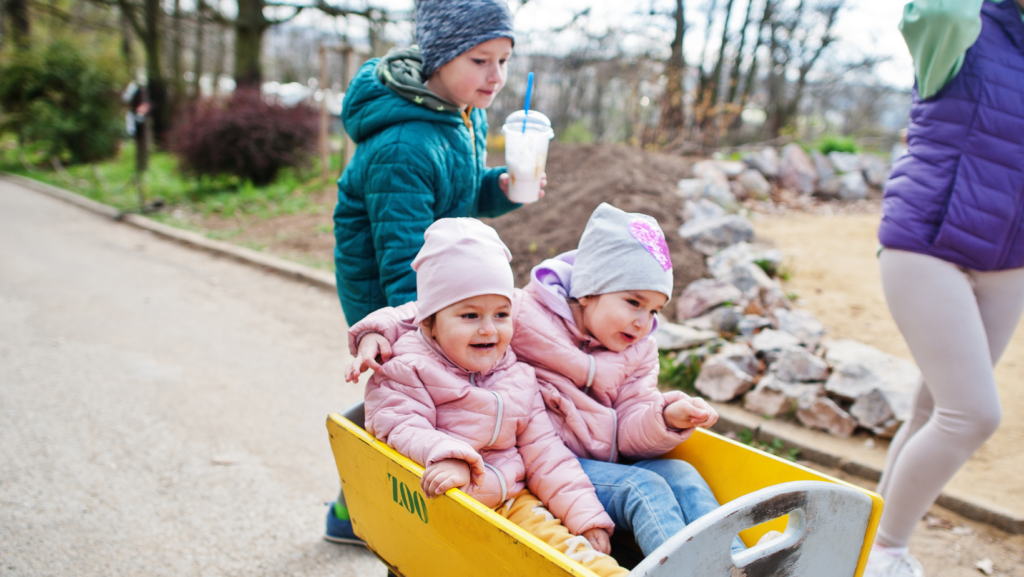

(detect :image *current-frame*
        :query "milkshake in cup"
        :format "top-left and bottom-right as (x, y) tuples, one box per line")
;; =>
(501, 110), (554, 203)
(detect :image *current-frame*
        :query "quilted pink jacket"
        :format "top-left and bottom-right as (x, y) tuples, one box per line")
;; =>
(352, 252), (694, 464)
(364, 328), (614, 536)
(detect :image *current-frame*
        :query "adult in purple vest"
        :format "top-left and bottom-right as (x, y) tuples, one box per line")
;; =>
(872, 1), (1024, 576)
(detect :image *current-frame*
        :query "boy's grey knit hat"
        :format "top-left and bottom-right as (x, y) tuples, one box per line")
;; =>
(570, 203), (675, 301)
(416, 0), (515, 79)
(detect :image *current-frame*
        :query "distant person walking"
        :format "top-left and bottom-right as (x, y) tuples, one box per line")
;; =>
(871, 1), (1024, 576)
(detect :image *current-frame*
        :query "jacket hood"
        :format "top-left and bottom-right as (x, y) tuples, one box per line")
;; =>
(530, 250), (659, 336)
(341, 47), (464, 144)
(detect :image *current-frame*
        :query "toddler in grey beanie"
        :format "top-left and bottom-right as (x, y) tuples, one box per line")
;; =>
(570, 203), (675, 301)
(416, 0), (516, 79)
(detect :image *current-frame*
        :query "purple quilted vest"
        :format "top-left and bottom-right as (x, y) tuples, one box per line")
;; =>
(879, 0), (1024, 271)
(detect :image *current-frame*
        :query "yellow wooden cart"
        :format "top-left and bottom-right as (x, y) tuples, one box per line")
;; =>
(328, 403), (882, 577)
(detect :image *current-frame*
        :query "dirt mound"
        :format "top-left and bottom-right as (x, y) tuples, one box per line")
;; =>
(483, 143), (707, 320)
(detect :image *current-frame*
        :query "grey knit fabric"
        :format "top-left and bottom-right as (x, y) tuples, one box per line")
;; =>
(570, 203), (675, 301)
(416, 0), (515, 79)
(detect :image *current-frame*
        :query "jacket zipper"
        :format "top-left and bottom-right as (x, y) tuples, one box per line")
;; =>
(461, 108), (479, 189)
(997, 181), (1024, 269)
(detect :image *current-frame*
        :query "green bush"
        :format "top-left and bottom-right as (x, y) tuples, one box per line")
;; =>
(0, 39), (125, 164)
(558, 120), (595, 144)
(817, 135), (858, 155)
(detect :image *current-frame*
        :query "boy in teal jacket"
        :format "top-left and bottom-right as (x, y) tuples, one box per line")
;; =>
(328, 0), (537, 543)
(333, 0), (532, 326)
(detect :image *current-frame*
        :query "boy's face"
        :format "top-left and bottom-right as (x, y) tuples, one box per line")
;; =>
(427, 37), (513, 110)
(427, 294), (513, 373)
(578, 290), (667, 352)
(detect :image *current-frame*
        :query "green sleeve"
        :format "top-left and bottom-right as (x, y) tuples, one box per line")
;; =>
(363, 142), (438, 308)
(900, 0), (984, 99)
(475, 166), (522, 218)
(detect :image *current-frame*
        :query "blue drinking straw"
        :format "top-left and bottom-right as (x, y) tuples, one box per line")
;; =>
(522, 72), (534, 133)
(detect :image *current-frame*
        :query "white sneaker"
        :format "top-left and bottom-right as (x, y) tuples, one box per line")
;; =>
(863, 546), (924, 577)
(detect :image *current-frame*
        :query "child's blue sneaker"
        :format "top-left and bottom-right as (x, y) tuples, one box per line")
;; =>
(324, 501), (366, 546)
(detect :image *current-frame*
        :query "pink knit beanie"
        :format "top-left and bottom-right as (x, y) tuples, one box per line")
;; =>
(412, 218), (514, 324)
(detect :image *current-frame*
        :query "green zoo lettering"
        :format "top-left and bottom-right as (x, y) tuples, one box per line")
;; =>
(388, 473), (429, 524)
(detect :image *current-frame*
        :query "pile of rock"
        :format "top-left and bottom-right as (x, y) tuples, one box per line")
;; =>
(676, 145), (892, 205)
(659, 191), (919, 439)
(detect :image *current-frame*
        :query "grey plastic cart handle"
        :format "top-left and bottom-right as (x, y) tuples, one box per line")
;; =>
(630, 480), (873, 577)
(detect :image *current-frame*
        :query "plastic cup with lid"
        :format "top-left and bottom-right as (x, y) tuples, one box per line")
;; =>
(501, 110), (554, 203)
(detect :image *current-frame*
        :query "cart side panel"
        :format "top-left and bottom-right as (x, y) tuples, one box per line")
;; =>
(327, 413), (599, 577)
(663, 428), (883, 577)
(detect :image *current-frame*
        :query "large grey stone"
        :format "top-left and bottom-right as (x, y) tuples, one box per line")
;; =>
(774, 308), (827, 349)
(692, 160), (730, 188)
(744, 374), (824, 418)
(772, 347), (830, 382)
(676, 279), (743, 320)
(742, 148), (780, 178)
(707, 242), (783, 280)
(653, 319), (720, 351)
(703, 182), (738, 208)
(762, 286), (793, 313)
(714, 160), (748, 178)
(861, 155), (890, 187)
(797, 395), (858, 438)
(828, 151), (862, 173)
(678, 215), (755, 256)
(849, 388), (898, 433)
(723, 262), (777, 302)
(838, 172), (868, 200)
(736, 169), (772, 200)
(717, 342), (760, 376)
(824, 339), (921, 422)
(682, 198), (727, 223)
(737, 314), (773, 337)
(811, 150), (836, 182)
(694, 355), (756, 402)
(676, 178), (705, 200)
(751, 329), (802, 357)
(709, 306), (745, 334)
(779, 143), (817, 195)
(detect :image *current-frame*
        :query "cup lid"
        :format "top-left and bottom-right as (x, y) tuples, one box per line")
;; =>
(502, 110), (553, 137)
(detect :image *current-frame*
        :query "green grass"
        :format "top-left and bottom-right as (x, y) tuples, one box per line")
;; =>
(1, 138), (338, 219)
(737, 429), (801, 461)
(659, 350), (703, 394)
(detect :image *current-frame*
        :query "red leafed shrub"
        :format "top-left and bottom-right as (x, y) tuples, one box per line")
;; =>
(170, 89), (318, 186)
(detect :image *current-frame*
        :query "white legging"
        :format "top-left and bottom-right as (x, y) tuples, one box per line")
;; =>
(874, 249), (1024, 547)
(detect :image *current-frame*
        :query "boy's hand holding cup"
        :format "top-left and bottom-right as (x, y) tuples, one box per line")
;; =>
(501, 109), (553, 204)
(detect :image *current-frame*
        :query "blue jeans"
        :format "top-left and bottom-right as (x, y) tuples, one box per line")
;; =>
(580, 458), (744, 556)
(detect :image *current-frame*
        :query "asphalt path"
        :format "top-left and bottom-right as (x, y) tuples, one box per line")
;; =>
(0, 180), (384, 576)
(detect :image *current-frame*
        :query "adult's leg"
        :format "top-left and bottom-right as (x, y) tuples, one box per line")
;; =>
(875, 250), (1024, 547)
(499, 490), (628, 577)
(874, 382), (933, 501)
(579, 458), (685, 555)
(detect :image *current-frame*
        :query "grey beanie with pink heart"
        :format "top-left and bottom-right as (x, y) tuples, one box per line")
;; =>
(569, 203), (675, 301)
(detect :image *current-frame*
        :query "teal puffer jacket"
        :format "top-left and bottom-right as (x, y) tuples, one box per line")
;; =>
(333, 48), (519, 325)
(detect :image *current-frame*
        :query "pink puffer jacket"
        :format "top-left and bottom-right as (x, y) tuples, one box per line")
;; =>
(351, 253), (694, 464)
(364, 328), (614, 536)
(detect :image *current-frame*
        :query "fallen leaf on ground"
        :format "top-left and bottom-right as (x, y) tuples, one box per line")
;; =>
(925, 514), (953, 529)
(975, 558), (994, 575)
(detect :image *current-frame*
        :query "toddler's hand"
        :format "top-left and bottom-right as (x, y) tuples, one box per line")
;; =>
(498, 172), (547, 202)
(344, 333), (392, 383)
(582, 527), (611, 554)
(664, 396), (719, 430)
(421, 459), (471, 498)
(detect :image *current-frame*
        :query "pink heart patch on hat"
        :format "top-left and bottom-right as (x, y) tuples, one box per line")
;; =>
(629, 220), (672, 272)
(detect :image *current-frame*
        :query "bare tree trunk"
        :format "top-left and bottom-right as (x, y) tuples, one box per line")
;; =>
(697, 0), (719, 100)
(121, 8), (134, 78)
(659, 0), (686, 143)
(707, 0), (736, 110)
(212, 0), (226, 93)
(738, 0), (773, 114)
(4, 0), (30, 50)
(234, 0), (264, 88)
(171, 0), (184, 116)
(726, 0), (755, 106)
(192, 0), (205, 99)
(119, 0), (170, 146)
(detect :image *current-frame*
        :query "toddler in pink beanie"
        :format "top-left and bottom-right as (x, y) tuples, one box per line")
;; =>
(363, 217), (627, 577)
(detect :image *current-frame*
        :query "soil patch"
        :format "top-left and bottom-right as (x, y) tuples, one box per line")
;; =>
(483, 143), (708, 319)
